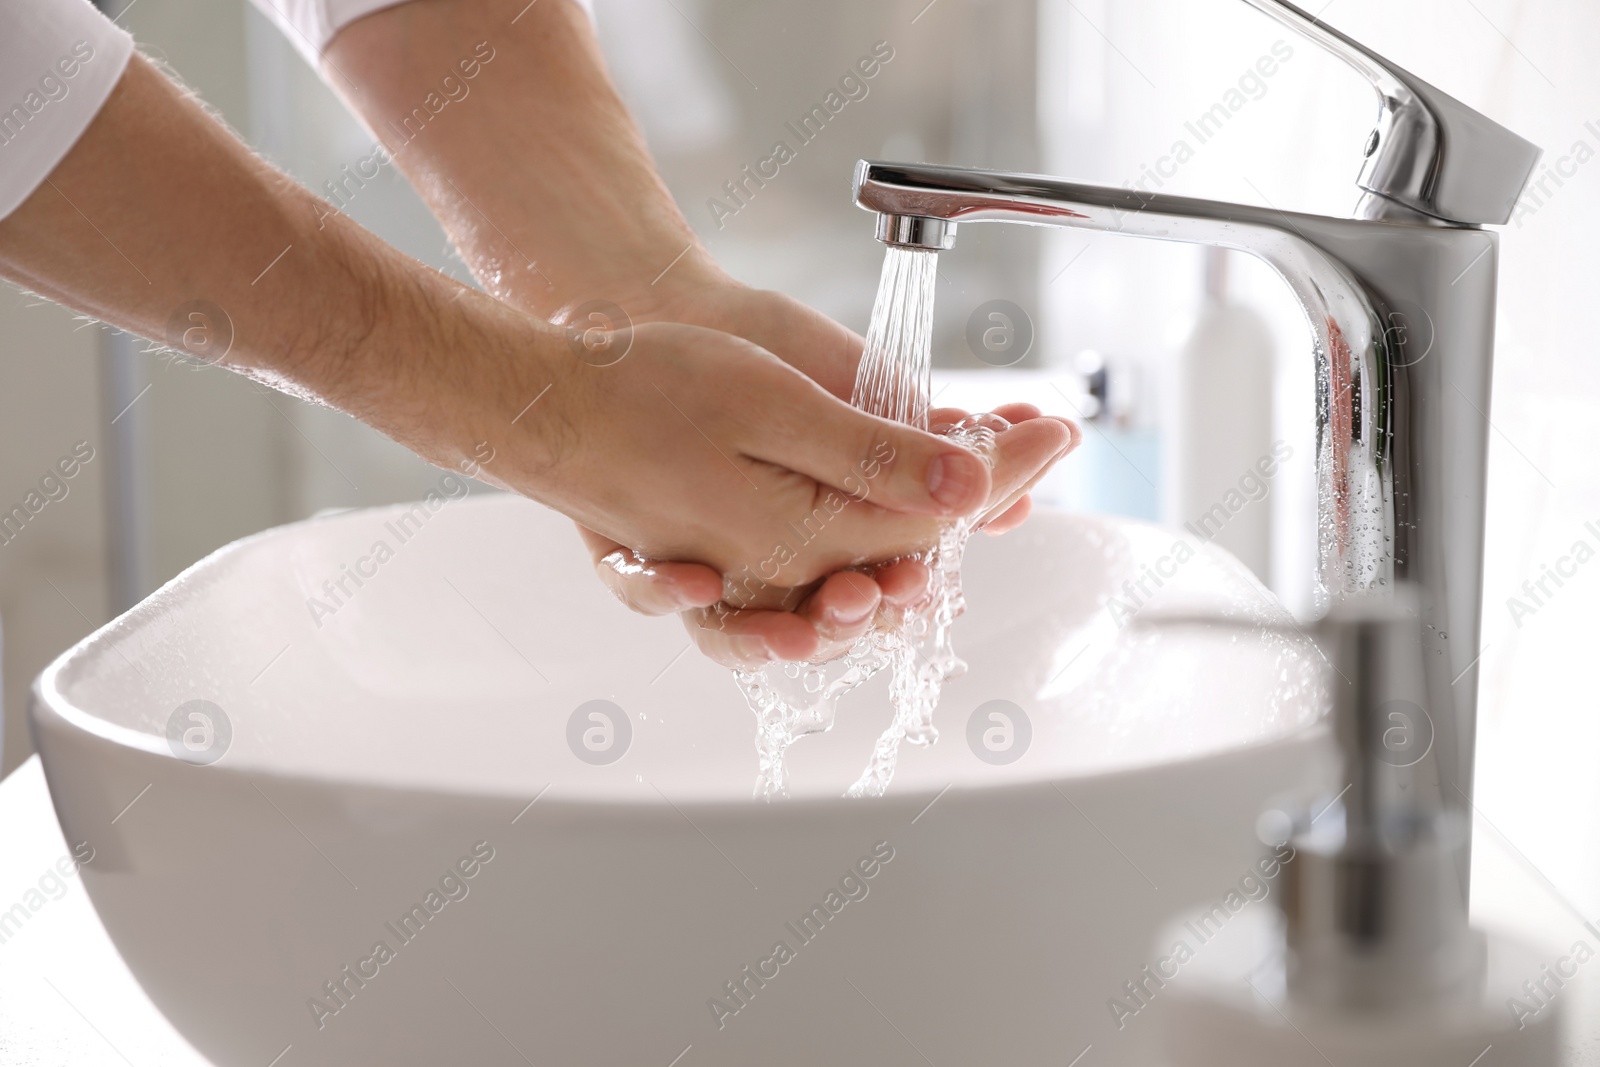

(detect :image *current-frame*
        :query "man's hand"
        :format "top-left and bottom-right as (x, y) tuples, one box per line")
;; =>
(595, 402), (1074, 668)
(573, 278), (1074, 666)
(474, 322), (1076, 619)
(572, 284), (1074, 667)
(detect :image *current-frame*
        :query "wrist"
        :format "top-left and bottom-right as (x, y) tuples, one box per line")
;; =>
(428, 299), (573, 493)
(314, 225), (572, 492)
(535, 240), (734, 329)
(596, 257), (751, 333)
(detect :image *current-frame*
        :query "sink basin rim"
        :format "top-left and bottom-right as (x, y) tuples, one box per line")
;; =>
(30, 501), (1329, 811)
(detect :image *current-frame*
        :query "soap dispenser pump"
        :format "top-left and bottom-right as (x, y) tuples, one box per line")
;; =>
(1161, 593), (1564, 1065)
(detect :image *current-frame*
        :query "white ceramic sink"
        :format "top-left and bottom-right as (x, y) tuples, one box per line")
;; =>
(31, 494), (1329, 1066)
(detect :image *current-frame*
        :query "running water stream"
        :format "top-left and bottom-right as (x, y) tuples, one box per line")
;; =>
(734, 246), (1004, 798)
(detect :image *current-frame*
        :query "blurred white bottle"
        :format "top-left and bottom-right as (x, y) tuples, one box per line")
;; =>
(1168, 248), (1276, 581)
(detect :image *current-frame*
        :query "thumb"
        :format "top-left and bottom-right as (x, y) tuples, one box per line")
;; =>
(744, 368), (993, 518)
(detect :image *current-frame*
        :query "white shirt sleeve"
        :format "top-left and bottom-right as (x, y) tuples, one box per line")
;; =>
(249, 0), (595, 68)
(0, 0), (597, 220)
(0, 0), (134, 221)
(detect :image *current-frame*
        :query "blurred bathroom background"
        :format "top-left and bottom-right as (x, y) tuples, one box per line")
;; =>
(0, 0), (1594, 946)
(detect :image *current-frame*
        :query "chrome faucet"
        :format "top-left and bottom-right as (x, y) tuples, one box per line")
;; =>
(855, 0), (1540, 892)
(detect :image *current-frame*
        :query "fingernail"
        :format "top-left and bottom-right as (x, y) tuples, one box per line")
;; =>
(1060, 418), (1083, 453)
(670, 583), (713, 611)
(732, 635), (774, 662)
(829, 597), (877, 625)
(885, 578), (930, 608)
(926, 451), (985, 513)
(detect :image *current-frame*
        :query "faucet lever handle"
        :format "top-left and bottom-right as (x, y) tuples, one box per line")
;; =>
(1241, 0), (1541, 225)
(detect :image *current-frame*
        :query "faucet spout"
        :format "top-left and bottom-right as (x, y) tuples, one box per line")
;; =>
(856, 159), (1396, 603)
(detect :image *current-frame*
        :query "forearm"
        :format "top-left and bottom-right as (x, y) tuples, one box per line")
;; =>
(323, 0), (722, 319)
(0, 53), (558, 478)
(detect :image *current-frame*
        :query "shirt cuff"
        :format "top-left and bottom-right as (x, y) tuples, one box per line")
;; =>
(0, 0), (134, 221)
(250, 0), (595, 68)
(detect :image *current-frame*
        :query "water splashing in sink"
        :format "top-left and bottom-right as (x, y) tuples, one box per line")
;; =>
(734, 246), (1001, 799)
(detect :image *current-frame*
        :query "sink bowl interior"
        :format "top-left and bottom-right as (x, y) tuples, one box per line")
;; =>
(41, 494), (1322, 801)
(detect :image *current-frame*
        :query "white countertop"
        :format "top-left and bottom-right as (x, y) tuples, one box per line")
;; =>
(2, 749), (1598, 1065)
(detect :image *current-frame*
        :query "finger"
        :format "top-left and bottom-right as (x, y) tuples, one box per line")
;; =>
(983, 417), (1079, 518)
(990, 401), (1042, 423)
(930, 403), (1041, 434)
(579, 527), (722, 616)
(688, 574), (881, 670)
(950, 410), (1053, 536)
(981, 494), (1033, 535)
(805, 564), (929, 664)
(784, 416), (1062, 582)
(928, 406), (971, 433)
(873, 557), (932, 608)
(799, 571), (882, 644)
(745, 367), (993, 519)
(683, 605), (818, 668)
(979, 415), (1081, 518)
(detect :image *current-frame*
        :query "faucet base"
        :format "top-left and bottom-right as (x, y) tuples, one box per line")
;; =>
(1159, 908), (1564, 1065)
